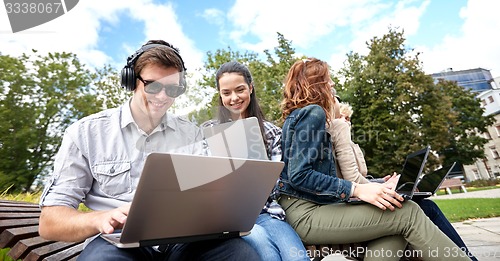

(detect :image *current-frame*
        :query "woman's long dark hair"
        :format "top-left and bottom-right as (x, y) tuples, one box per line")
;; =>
(215, 61), (268, 147)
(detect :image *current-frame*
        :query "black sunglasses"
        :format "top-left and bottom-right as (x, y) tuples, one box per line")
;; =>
(137, 75), (184, 98)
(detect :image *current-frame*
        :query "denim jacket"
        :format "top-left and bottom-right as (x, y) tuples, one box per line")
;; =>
(278, 104), (353, 204)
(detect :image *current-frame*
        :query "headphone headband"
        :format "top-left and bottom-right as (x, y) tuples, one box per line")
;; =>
(125, 44), (187, 71)
(120, 43), (187, 92)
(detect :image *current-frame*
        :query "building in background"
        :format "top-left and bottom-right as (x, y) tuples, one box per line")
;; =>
(462, 88), (500, 181)
(431, 68), (499, 181)
(431, 68), (495, 93)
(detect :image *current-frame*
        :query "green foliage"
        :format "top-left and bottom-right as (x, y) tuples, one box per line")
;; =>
(337, 27), (492, 176)
(190, 33), (300, 126)
(0, 248), (19, 261)
(0, 185), (40, 202)
(0, 29), (495, 193)
(0, 51), (124, 193)
(434, 79), (495, 166)
(466, 179), (500, 188)
(434, 198), (500, 223)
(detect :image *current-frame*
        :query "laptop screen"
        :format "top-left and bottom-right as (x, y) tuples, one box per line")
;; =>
(395, 146), (430, 195)
(417, 162), (456, 193)
(202, 117), (268, 160)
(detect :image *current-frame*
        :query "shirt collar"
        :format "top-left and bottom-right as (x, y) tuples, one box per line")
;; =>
(120, 98), (178, 132)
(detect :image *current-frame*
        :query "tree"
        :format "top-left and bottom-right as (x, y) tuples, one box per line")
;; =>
(337, 28), (492, 176)
(435, 79), (495, 167)
(191, 33), (299, 125)
(255, 33), (298, 123)
(0, 51), (124, 192)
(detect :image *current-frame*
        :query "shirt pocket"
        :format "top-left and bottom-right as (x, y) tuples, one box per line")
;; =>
(93, 161), (132, 197)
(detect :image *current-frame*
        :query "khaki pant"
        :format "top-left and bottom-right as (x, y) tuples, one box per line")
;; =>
(279, 196), (471, 261)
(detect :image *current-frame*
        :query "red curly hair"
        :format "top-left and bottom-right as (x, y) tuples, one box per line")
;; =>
(281, 58), (336, 124)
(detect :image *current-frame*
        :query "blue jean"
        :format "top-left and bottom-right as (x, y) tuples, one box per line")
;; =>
(243, 213), (309, 261)
(415, 198), (478, 261)
(77, 236), (260, 261)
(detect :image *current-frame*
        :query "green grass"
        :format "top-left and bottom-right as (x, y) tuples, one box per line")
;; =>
(433, 198), (500, 223)
(0, 190), (90, 211)
(0, 248), (20, 261)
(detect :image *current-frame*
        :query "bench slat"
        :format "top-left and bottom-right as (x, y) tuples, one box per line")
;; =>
(0, 212), (40, 219)
(24, 241), (81, 261)
(0, 200), (39, 205)
(0, 206), (41, 212)
(8, 236), (53, 260)
(0, 218), (40, 232)
(42, 242), (85, 261)
(0, 225), (39, 248)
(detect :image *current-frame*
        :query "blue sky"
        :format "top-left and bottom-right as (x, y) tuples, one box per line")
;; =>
(1, 0), (499, 86)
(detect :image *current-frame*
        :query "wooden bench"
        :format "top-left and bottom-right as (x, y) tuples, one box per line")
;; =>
(0, 200), (84, 261)
(438, 178), (468, 195)
(2, 199), (423, 260)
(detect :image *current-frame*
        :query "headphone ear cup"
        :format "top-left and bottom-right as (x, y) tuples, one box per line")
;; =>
(121, 43), (187, 93)
(121, 65), (136, 91)
(178, 71), (187, 96)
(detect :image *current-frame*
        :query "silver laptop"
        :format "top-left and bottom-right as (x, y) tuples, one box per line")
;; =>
(412, 162), (456, 199)
(347, 146), (430, 204)
(202, 117), (268, 160)
(100, 152), (283, 248)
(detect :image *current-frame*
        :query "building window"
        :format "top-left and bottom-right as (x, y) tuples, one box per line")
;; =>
(472, 169), (480, 180)
(485, 131), (492, 139)
(490, 147), (500, 159)
(494, 165), (500, 179)
(488, 96), (494, 103)
(496, 125), (500, 136)
(481, 99), (487, 106)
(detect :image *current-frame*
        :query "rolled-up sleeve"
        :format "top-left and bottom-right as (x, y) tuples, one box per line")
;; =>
(39, 130), (92, 209)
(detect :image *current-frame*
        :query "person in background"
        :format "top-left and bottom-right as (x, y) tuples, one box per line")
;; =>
(329, 100), (369, 182)
(278, 57), (472, 261)
(202, 61), (308, 261)
(328, 98), (478, 261)
(38, 41), (260, 261)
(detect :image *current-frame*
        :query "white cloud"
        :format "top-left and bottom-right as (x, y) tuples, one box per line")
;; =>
(346, 0), (429, 54)
(226, 0), (376, 51)
(201, 8), (225, 26)
(0, 0), (204, 73)
(224, 0), (430, 73)
(2, 0), (497, 91)
(0, 0), (126, 68)
(418, 0), (500, 76)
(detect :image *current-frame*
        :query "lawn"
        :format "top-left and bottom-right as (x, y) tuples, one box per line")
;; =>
(433, 197), (500, 223)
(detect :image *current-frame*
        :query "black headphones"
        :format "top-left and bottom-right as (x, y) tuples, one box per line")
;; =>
(120, 43), (187, 93)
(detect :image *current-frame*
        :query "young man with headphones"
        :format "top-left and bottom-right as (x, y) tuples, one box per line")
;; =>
(38, 40), (260, 260)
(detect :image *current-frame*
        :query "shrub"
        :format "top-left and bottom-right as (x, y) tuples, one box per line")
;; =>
(466, 179), (500, 188)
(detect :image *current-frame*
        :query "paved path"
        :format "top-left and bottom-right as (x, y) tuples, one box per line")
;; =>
(429, 186), (500, 199)
(323, 188), (500, 260)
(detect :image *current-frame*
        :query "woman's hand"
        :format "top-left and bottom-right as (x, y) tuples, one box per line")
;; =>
(383, 173), (400, 190)
(352, 183), (404, 211)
